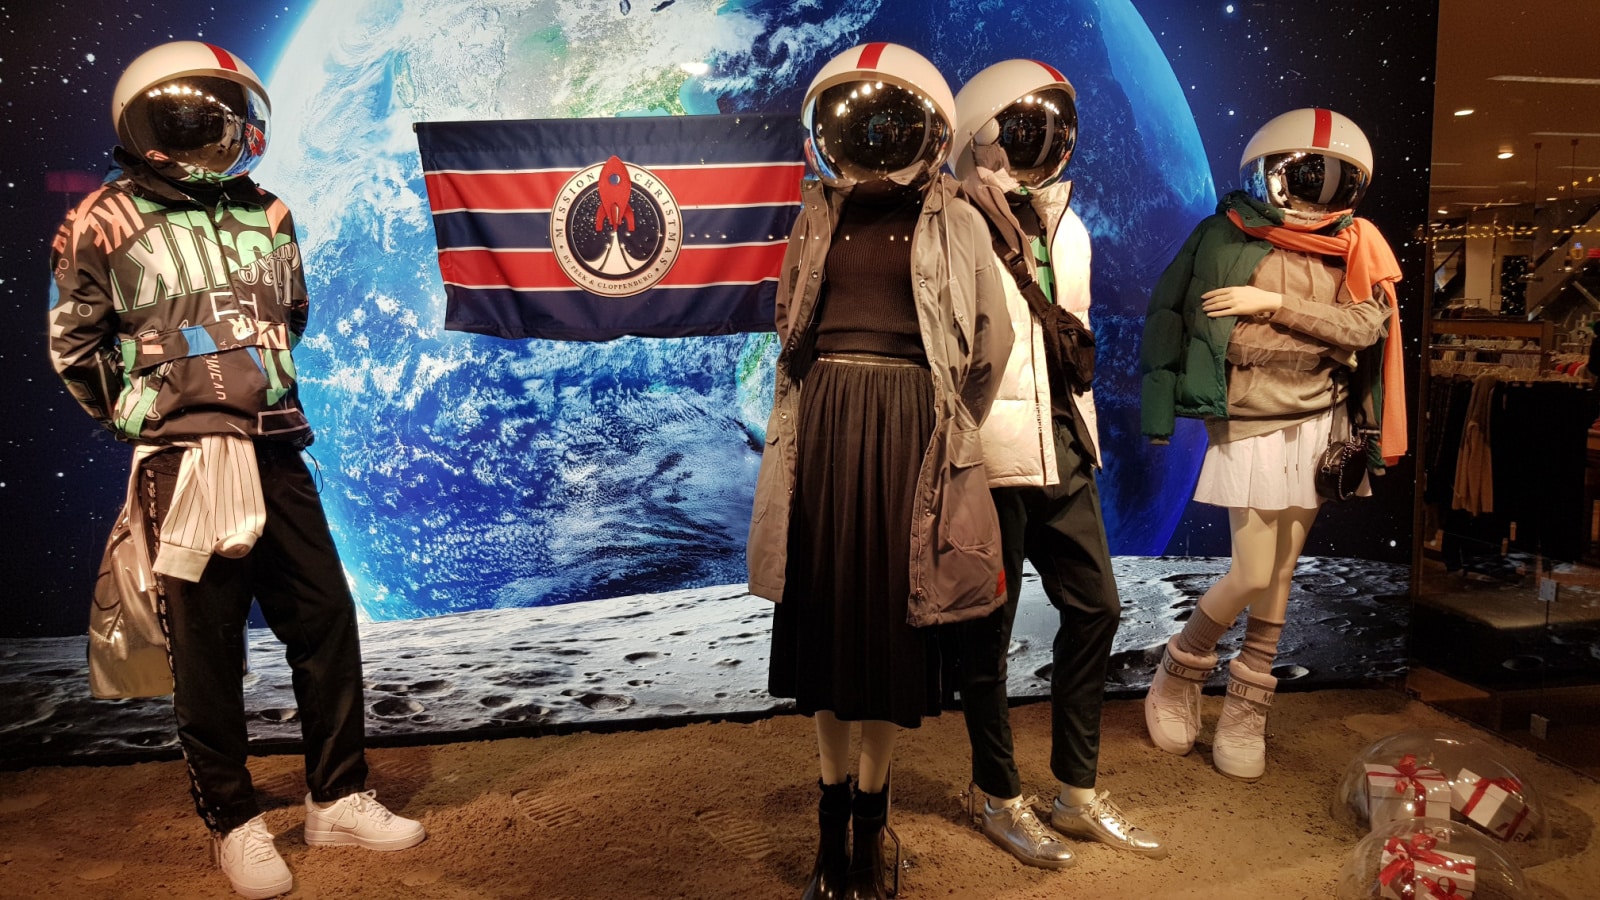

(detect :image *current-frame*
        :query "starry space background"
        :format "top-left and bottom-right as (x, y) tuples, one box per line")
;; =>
(0, 1), (1436, 638)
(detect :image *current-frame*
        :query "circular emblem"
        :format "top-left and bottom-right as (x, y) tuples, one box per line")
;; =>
(550, 155), (682, 297)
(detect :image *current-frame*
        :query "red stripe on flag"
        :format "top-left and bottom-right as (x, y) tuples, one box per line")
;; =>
(660, 243), (787, 287)
(1035, 60), (1066, 83)
(425, 164), (805, 211)
(203, 43), (238, 71)
(1312, 108), (1332, 149)
(657, 165), (804, 207)
(425, 171), (574, 211)
(440, 243), (788, 291)
(858, 42), (887, 70)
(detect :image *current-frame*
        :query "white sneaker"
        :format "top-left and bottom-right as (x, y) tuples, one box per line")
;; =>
(215, 815), (293, 899)
(1212, 659), (1277, 782)
(304, 790), (427, 851)
(1143, 637), (1214, 755)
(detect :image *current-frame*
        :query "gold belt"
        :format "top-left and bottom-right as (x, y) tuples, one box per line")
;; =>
(816, 352), (927, 369)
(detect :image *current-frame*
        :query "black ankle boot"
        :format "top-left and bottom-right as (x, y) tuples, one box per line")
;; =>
(844, 783), (889, 900)
(802, 779), (852, 900)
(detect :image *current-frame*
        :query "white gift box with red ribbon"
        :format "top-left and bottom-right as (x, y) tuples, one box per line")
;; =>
(1365, 754), (1452, 831)
(1378, 832), (1477, 900)
(1451, 767), (1535, 842)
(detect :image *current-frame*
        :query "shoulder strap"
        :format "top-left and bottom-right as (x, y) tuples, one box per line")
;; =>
(959, 180), (1055, 316)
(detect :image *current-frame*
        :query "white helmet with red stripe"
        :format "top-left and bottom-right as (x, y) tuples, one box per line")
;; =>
(112, 41), (271, 183)
(801, 42), (955, 188)
(952, 59), (1078, 188)
(1240, 107), (1372, 214)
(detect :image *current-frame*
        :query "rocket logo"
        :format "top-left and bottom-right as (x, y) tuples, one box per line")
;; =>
(551, 155), (682, 297)
(595, 156), (636, 234)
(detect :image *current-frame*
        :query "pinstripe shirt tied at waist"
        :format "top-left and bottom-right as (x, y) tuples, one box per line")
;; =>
(130, 435), (268, 583)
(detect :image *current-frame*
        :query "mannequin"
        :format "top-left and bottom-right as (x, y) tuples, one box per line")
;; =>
(948, 58), (1165, 869)
(47, 42), (425, 900)
(746, 42), (1010, 900)
(1139, 108), (1406, 781)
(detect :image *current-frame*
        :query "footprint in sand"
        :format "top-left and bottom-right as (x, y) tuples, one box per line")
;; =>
(401, 868), (444, 886)
(0, 793), (48, 815)
(77, 861), (123, 881)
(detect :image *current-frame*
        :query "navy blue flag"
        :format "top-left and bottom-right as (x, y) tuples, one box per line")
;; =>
(416, 114), (805, 341)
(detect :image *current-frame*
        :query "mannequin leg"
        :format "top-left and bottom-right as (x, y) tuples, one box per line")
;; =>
(1196, 507), (1283, 627)
(855, 721), (895, 793)
(1212, 505), (1318, 780)
(816, 711), (853, 786)
(1251, 505), (1319, 623)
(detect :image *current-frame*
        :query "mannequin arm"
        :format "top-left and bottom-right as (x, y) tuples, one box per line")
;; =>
(1269, 287), (1391, 352)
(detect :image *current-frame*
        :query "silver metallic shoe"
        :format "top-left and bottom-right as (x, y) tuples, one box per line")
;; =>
(966, 785), (1076, 870)
(1050, 790), (1169, 859)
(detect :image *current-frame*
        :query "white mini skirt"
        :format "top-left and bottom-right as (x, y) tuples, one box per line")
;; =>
(1192, 407), (1367, 510)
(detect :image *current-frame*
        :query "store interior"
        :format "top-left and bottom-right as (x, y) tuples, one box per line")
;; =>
(1410, 0), (1600, 778)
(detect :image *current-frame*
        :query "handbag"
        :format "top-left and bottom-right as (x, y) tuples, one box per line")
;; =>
(964, 183), (1095, 395)
(1314, 428), (1376, 502)
(1315, 370), (1378, 502)
(87, 502), (173, 699)
(1003, 252), (1095, 395)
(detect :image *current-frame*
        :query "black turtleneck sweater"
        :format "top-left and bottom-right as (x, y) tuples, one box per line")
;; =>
(813, 191), (925, 360)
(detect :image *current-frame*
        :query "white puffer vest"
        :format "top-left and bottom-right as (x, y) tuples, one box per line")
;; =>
(978, 181), (1100, 488)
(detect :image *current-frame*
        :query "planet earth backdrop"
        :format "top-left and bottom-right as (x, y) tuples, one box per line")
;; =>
(0, 0), (1434, 636)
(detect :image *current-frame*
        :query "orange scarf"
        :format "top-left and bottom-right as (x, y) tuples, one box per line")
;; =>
(1226, 209), (1407, 464)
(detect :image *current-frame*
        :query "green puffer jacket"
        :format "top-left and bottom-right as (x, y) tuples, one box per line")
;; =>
(1139, 210), (1272, 441)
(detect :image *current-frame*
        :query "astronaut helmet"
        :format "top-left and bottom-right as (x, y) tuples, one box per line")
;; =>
(1240, 108), (1372, 216)
(952, 58), (1078, 189)
(112, 41), (271, 183)
(801, 42), (955, 189)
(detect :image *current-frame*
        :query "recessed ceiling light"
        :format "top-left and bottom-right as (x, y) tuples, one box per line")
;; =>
(1453, 108), (1475, 116)
(1547, 196), (1558, 201)
(1498, 151), (1515, 159)
(1436, 208), (1449, 215)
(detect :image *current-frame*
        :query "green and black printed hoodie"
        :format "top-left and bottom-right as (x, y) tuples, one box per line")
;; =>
(49, 149), (312, 447)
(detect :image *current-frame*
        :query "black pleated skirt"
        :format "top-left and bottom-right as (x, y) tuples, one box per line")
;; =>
(768, 353), (943, 728)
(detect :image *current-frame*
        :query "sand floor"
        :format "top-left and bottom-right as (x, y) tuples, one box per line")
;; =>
(0, 690), (1595, 899)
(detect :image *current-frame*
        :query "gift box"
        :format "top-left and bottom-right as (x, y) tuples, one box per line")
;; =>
(1451, 767), (1535, 842)
(1365, 754), (1451, 830)
(1378, 833), (1477, 900)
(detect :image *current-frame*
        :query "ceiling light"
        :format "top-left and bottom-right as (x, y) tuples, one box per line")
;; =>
(1498, 151), (1515, 159)
(1490, 75), (1600, 86)
(1453, 108), (1474, 117)
(1437, 208), (1449, 215)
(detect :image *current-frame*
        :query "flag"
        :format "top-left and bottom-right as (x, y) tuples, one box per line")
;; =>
(416, 114), (805, 341)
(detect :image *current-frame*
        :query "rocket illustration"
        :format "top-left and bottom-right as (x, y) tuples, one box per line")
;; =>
(595, 155), (636, 234)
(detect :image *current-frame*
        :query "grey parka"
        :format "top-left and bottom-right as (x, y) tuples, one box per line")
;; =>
(745, 173), (1013, 627)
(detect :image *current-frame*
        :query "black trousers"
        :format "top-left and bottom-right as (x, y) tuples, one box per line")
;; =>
(955, 423), (1121, 796)
(143, 441), (368, 836)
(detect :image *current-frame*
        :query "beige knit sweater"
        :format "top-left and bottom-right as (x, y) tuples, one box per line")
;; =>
(1206, 248), (1391, 444)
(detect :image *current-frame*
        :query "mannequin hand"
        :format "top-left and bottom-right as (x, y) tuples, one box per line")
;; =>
(976, 166), (1023, 195)
(1201, 285), (1283, 318)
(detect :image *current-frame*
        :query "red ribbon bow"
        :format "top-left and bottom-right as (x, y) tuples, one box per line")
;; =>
(1461, 775), (1530, 840)
(1377, 833), (1477, 893)
(1388, 754), (1441, 808)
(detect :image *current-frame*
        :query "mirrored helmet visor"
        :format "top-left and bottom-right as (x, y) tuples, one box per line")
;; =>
(123, 76), (270, 182)
(804, 79), (950, 188)
(1246, 151), (1369, 215)
(981, 87), (1077, 189)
